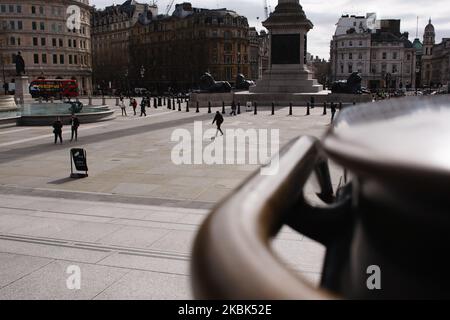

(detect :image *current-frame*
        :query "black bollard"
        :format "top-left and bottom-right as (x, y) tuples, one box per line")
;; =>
(186, 101), (189, 112)
(237, 102), (241, 114)
(178, 100), (181, 111)
(289, 103), (293, 116)
(254, 102), (257, 115)
(196, 101), (200, 113)
(153, 98), (157, 109)
(306, 102), (310, 116)
(222, 101), (225, 114)
(168, 99), (171, 109)
(323, 102), (327, 115)
(339, 102), (343, 110)
(208, 102), (212, 113)
(158, 97), (162, 106)
(271, 102), (275, 115)
(353, 101), (356, 105)
(163, 97), (166, 105)
(172, 98), (175, 110)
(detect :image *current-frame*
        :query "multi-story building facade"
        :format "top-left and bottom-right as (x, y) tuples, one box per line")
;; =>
(90, 0), (157, 93)
(330, 14), (416, 90)
(129, 2), (250, 92)
(421, 19), (450, 88)
(249, 27), (269, 80)
(0, 0), (93, 94)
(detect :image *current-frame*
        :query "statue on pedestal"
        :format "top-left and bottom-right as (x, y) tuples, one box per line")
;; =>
(15, 52), (25, 76)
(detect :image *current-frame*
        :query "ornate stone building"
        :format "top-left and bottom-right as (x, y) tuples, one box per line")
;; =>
(91, 0), (157, 93)
(249, 27), (269, 80)
(0, 0), (93, 94)
(330, 14), (416, 90)
(421, 19), (450, 88)
(129, 2), (250, 92)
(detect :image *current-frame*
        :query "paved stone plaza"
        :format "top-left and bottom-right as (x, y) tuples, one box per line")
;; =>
(0, 99), (341, 299)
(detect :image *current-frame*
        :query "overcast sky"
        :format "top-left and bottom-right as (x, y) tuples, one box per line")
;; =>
(91, 0), (450, 59)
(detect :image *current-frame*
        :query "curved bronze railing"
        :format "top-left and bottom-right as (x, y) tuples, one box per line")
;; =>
(191, 136), (339, 299)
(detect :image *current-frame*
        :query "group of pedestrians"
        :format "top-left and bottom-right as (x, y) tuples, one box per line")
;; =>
(119, 97), (151, 117)
(52, 114), (80, 144)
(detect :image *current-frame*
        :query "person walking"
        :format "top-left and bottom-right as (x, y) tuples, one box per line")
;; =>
(70, 114), (80, 142)
(52, 117), (63, 144)
(132, 98), (137, 116)
(120, 100), (127, 116)
(212, 111), (224, 137)
(230, 101), (237, 116)
(140, 98), (147, 117)
(330, 103), (337, 123)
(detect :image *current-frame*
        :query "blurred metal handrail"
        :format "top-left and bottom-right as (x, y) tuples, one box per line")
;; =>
(191, 136), (336, 299)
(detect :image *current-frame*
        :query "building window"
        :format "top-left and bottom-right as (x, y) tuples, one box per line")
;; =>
(349, 53), (353, 60)
(358, 53), (363, 60)
(59, 39), (63, 47)
(42, 54), (47, 64)
(9, 21), (15, 30)
(1, 5), (5, 13)
(382, 52), (387, 59)
(39, 6), (44, 15)
(33, 54), (39, 64)
(60, 54), (64, 64)
(392, 64), (398, 73)
(340, 64), (344, 74)
(73, 40), (76, 48)
(52, 38), (57, 46)
(41, 38), (46, 46)
(372, 52), (376, 59)
(349, 41), (353, 47)
(359, 40), (363, 46)
(407, 54), (411, 61)
(68, 39), (72, 47)
(74, 55), (78, 64)
(31, 6), (36, 14)
(9, 37), (15, 45)
(40, 22), (45, 31)
(371, 65), (377, 74)
(33, 37), (38, 46)
(341, 53), (344, 60)
(17, 21), (22, 30)
(348, 64), (353, 73)
(17, 5), (21, 13)
(393, 52), (398, 60)
(52, 54), (57, 64)
(69, 55), (73, 64)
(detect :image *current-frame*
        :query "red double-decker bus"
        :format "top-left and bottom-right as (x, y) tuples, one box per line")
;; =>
(29, 79), (79, 98)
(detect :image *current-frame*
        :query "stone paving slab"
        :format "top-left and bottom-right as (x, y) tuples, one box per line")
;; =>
(0, 100), (341, 299)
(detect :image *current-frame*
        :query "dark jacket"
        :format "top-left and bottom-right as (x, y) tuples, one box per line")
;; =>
(53, 121), (63, 133)
(213, 113), (224, 125)
(71, 117), (80, 128)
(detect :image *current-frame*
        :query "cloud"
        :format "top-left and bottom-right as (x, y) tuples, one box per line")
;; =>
(91, 0), (450, 59)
